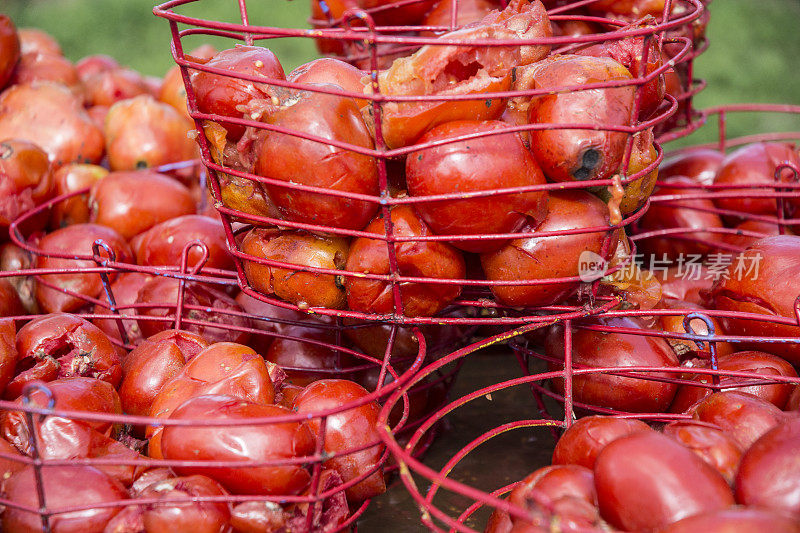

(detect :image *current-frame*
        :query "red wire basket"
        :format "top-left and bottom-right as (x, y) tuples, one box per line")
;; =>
(152, 0), (706, 331)
(0, 240), (428, 532)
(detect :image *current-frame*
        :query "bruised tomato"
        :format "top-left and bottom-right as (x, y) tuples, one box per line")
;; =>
(49, 163), (108, 229)
(135, 277), (251, 344)
(251, 86), (379, 231)
(161, 395), (315, 495)
(0, 82), (104, 167)
(594, 431), (734, 531)
(34, 223), (132, 314)
(242, 227), (349, 309)
(90, 170), (195, 240)
(191, 45), (286, 141)
(372, 0), (551, 148)
(481, 190), (613, 307)
(345, 205), (465, 316)
(545, 317), (679, 413)
(522, 54), (634, 183)
(0, 15), (20, 89)
(118, 329), (209, 417)
(406, 120), (548, 253)
(3, 465), (128, 533)
(8, 313), (122, 399)
(0, 138), (53, 231)
(662, 420), (743, 485)
(104, 95), (198, 171)
(657, 299), (733, 359)
(551, 415), (652, 469)
(293, 379), (385, 502)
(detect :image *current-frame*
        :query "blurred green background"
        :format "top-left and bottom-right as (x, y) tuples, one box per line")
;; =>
(5, 0), (800, 142)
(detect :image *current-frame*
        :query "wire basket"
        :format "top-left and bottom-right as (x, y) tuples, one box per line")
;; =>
(152, 0), (706, 330)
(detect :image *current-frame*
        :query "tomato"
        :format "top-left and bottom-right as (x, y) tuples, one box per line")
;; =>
(83, 68), (151, 107)
(690, 390), (788, 450)
(135, 277), (251, 344)
(662, 420), (743, 485)
(638, 176), (726, 258)
(91, 271), (153, 346)
(670, 350), (798, 413)
(242, 227), (349, 309)
(712, 142), (800, 222)
(161, 395), (315, 495)
(251, 86), (379, 231)
(266, 327), (354, 387)
(720, 219), (784, 251)
(0, 318), (17, 397)
(33, 223), (132, 314)
(551, 415), (652, 469)
(191, 45), (286, 141)
(709, 236), (800, 364)
(0, 437), (24, 490)
(345, 204), (465, 316)
(545, 317), (680, 413)
(288, 58), (367, 107)
(585, 0), (665, 17)
(594, 431), (734, 531)
(657, 299), (733, 360)
(597, 128), (659, 216)
(118, 329), (209, 416)
(1, 377), (122, 454)
(0, 15), (20, 89)
(522, 55), (634, 183)
(660, 148), (725, 186)
(293, 379), (385, 502)
(49, 163), (108, 229)
(406, 120), (548, 253)
(158, 44), (218, 118)
(104, 95), (198, 172)
(659, 265), (713, 305)
(659, 508), (800, 533)
(133, 475), (232, 533)
(75, 54), (119, 81)
(421, 0), (500, 34)
(132, 214), (233, 271)
(3, 465), (128, 533)
(374, 0), (550, 149)
(481, 190), (612, 307)
(0, 82), (104, 167)
(9, 51), (82, 95)
(17, 29), (61, 57)
(147, 342), (275, 457)
(89, 170), (195, 240)
(8, 313), (122, 399)
(1, 242), (37, 314)
(735, 416), (800, 517)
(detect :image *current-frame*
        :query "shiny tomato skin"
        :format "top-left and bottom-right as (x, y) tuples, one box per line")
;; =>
(657, 508), (800, 533)
(0, 138), (54, 229)
(136, 475), (232, 533)
(132, 214), (233, 271)
(594, 431), (734, 531)
(660, 148), (725, 185)
(0, 15), (20, 89)
(662, 420), (743, 485)
(406, 120), (548, 253)
(552, 415), (652, 469)
(690, 390), (788, 450)
(49, 163), (108, 229)
(293, 379), (385, 502)
(161, 395), (315, 495)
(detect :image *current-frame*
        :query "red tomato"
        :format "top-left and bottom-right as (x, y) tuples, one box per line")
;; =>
(594, 431), (734, 531)
(75, 54), (119, 81)
(131, 475), (232, 533)
(49, 163), (108, 229)
(33, 223), (132, 313)
(288, 58), (367, 107)
(660, 148), (725, 186)
(10, 51), (81, 95)
(690, 390), (788, 450)
(83, 68), (151, 107)
(345, 204), (466, 316)
(3, 465), (128, 533)
(158, 45), (218, 119)
(0, 280), (24, 318)
(658, 508), (800, 533)
(0, 319), (16, 396)
(406, 120), (548, 253)
(89, 170), (195, 240)
(118, 329), (209, 416)
(421, 0), (500, 34)
(1, 243), (37, 314)
(662, 420), (743, 485)
(0, 139), (54, 230)
(293, 379), (385, 502)
(132, 214), (233, 271)
(0, 82), (104, 167)
(657, 299), (734, 360)
(251, 86), (379, 231)
(551, 415), (652, 469)
(481, 190), (612, 306)
(0, 15), (20, 89)
(585, 0), (664, 17)
(135, 277), (252, 344)
(17, 28), (61, 57)
(8, 313), (122, 399)
(659, 265), (713, 305)
(104, 95), (198, 172)
(545, 317), (680, 413)
(91, 271), (154, 346)
(161, 395), (315, 495)
(735, 416), (800, 517)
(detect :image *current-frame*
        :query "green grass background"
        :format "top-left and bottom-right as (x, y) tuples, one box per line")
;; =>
(5, 0), (800, 143)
